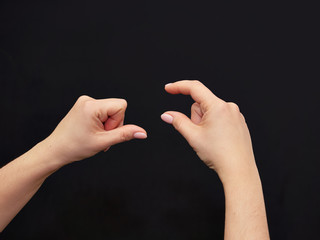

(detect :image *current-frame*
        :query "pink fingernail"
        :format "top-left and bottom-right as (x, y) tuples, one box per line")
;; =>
(133, 132), (147, 139)
(165, 83), (172, 87)
(161, 113), (173, 124)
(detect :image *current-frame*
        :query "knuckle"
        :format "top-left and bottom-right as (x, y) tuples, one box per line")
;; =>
(111, 98), (127, 110)
(120, 99), (128, 109)
(120, 130), (131, 142)
(228, 102), (240, 112)
(240, 112), (246, 122)
(82, 99), (95, 114)
(78, 95), (92, 103)
(192, 80), (201, 86)
(216, 101), (229, 112)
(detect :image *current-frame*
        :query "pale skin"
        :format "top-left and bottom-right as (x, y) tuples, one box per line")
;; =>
(0, 96), (147, 232)
(161, 80), (270, 239)
(0, 81), (269, 239)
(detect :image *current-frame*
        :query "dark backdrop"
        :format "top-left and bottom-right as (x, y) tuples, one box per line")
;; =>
(0, 1), (318, 239)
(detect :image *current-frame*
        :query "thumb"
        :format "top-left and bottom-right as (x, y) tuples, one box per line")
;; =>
(161, 111), (198, 142)
(99, 124), (147, 148)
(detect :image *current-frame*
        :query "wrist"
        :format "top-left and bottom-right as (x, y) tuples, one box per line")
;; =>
(217, 161), (260, 188)
(35, 137), (70, 171)
(14, 139), (67, 182)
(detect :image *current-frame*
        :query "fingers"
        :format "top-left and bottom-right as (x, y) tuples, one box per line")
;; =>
(99, 124), (147, 148)
(165, 80), (222, 110)
(161, 111), (198, 142)
(81, 98), (127, 131)
(104, 113), (125, 131)
(94, 98), (128, 124)
(191, 102), (203, 124)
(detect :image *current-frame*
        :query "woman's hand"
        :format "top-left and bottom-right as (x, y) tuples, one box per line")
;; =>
(161, 80), (269, 239)
(46, 96), (147, 166)
(161, 80), (256, 181)
(0, 95), (147, 231)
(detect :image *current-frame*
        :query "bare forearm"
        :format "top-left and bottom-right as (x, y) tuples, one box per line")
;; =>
(0, 96), (147, 232)
(161, 81), (270, 238)
(0, 139), (63, 231)
(221, 164), (269, 240)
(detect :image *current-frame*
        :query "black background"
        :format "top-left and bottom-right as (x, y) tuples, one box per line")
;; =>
(0, 1), (319, 239)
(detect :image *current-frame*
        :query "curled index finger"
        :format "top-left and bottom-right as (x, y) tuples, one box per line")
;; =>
(165, 80), (220, 105)
(95, 98), (127, 124)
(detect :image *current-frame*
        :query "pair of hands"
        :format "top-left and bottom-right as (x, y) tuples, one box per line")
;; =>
(46, 80), (256, 181)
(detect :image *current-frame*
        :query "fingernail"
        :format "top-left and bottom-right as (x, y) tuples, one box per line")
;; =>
(161, 113), (173, 124)
(165, 83), (172, 87)
(133, 132), (147, 139)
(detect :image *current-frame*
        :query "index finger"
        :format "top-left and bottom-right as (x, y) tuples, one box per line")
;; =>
(94, 98), (127, 124)
(165, 80), (222, 105)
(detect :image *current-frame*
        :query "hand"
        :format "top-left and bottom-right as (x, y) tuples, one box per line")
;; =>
(45, 96), (147, 165)
(161, 80), (256, 181)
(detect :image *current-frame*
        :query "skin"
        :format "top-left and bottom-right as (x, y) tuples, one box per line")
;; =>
(161, 80), (270, 239)
(0, 81), (269, 239)
(0, 96), (147, 232)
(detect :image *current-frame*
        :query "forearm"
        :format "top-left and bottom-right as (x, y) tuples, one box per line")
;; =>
(162, 81), (269, 237)
(0, 96), (146, 232)
(221, 164), (269, 240)
(0, 139), (63, 232)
